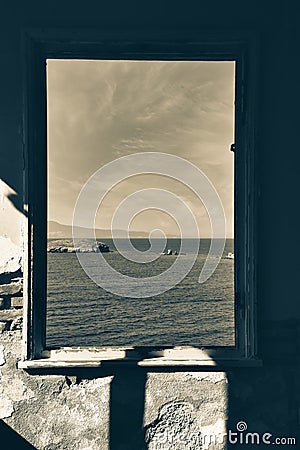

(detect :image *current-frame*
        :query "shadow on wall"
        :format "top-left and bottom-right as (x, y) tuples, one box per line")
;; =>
(109, 364), (300, 449)
(7, 192), (28, 219)
(0, 174), (27, 219)
(108, 365), (147, 449)
(14, 361), (299, 450)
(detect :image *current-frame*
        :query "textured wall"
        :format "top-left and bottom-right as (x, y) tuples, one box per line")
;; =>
(0, 311), (228, 449)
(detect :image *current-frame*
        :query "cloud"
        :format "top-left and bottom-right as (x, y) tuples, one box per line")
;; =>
(47, 59), (235, 237)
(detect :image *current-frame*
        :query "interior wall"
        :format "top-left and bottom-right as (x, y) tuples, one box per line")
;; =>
(0, 1), (299, 449)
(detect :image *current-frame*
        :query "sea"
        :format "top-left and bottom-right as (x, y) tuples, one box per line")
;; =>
(46, 238), (235, 348)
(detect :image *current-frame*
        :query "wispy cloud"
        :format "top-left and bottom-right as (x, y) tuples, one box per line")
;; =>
(47, 59), (235, 237)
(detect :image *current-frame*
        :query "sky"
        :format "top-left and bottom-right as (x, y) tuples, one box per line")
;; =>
(47, 59), (235, 238)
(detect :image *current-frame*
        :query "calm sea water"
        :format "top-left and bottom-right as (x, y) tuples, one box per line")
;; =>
(46, 239), (235, 347)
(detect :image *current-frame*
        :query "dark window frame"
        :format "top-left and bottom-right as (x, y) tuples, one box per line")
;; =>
(20, 29), (259, 369)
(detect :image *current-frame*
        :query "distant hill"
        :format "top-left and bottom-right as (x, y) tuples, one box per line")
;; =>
(47, 220), (151, 239)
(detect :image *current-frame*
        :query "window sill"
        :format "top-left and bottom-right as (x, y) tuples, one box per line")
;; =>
(18, 347), (262, 369)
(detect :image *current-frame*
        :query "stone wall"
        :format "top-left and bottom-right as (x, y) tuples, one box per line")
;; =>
(0, 295), (228, 448)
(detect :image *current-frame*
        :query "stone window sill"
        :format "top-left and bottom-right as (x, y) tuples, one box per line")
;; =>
(18, 347), (262, 370)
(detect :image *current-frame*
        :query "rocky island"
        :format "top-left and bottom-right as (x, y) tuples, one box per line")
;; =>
(47, 239), (110, 253)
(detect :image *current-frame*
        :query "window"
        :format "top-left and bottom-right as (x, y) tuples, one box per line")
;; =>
(20, 30), (258, 368)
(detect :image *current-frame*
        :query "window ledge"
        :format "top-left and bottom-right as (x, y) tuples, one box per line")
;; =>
(18, 347), (262, 369)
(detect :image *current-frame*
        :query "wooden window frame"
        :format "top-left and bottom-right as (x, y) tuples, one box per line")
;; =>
(19, 29), (259, 369)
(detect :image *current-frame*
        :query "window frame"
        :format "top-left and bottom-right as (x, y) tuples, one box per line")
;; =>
(20, 29), (259, 369)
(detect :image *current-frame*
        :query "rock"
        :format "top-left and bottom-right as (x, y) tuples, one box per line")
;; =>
(0, 344), (5, 365)
(145, 402), (202, 449)
(98, 242), (110, 253)
(0, 282), (22, 296)
(11, 277), (23, 283)
(0, 310), (23, 321)
(47, 242), (110, 253)
(10, 317), (23, 331)
(0, 397), (14, 419)
(11, 297), (23, 308)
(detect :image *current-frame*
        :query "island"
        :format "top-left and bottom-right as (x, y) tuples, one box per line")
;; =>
(47, 240), (110, 253)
